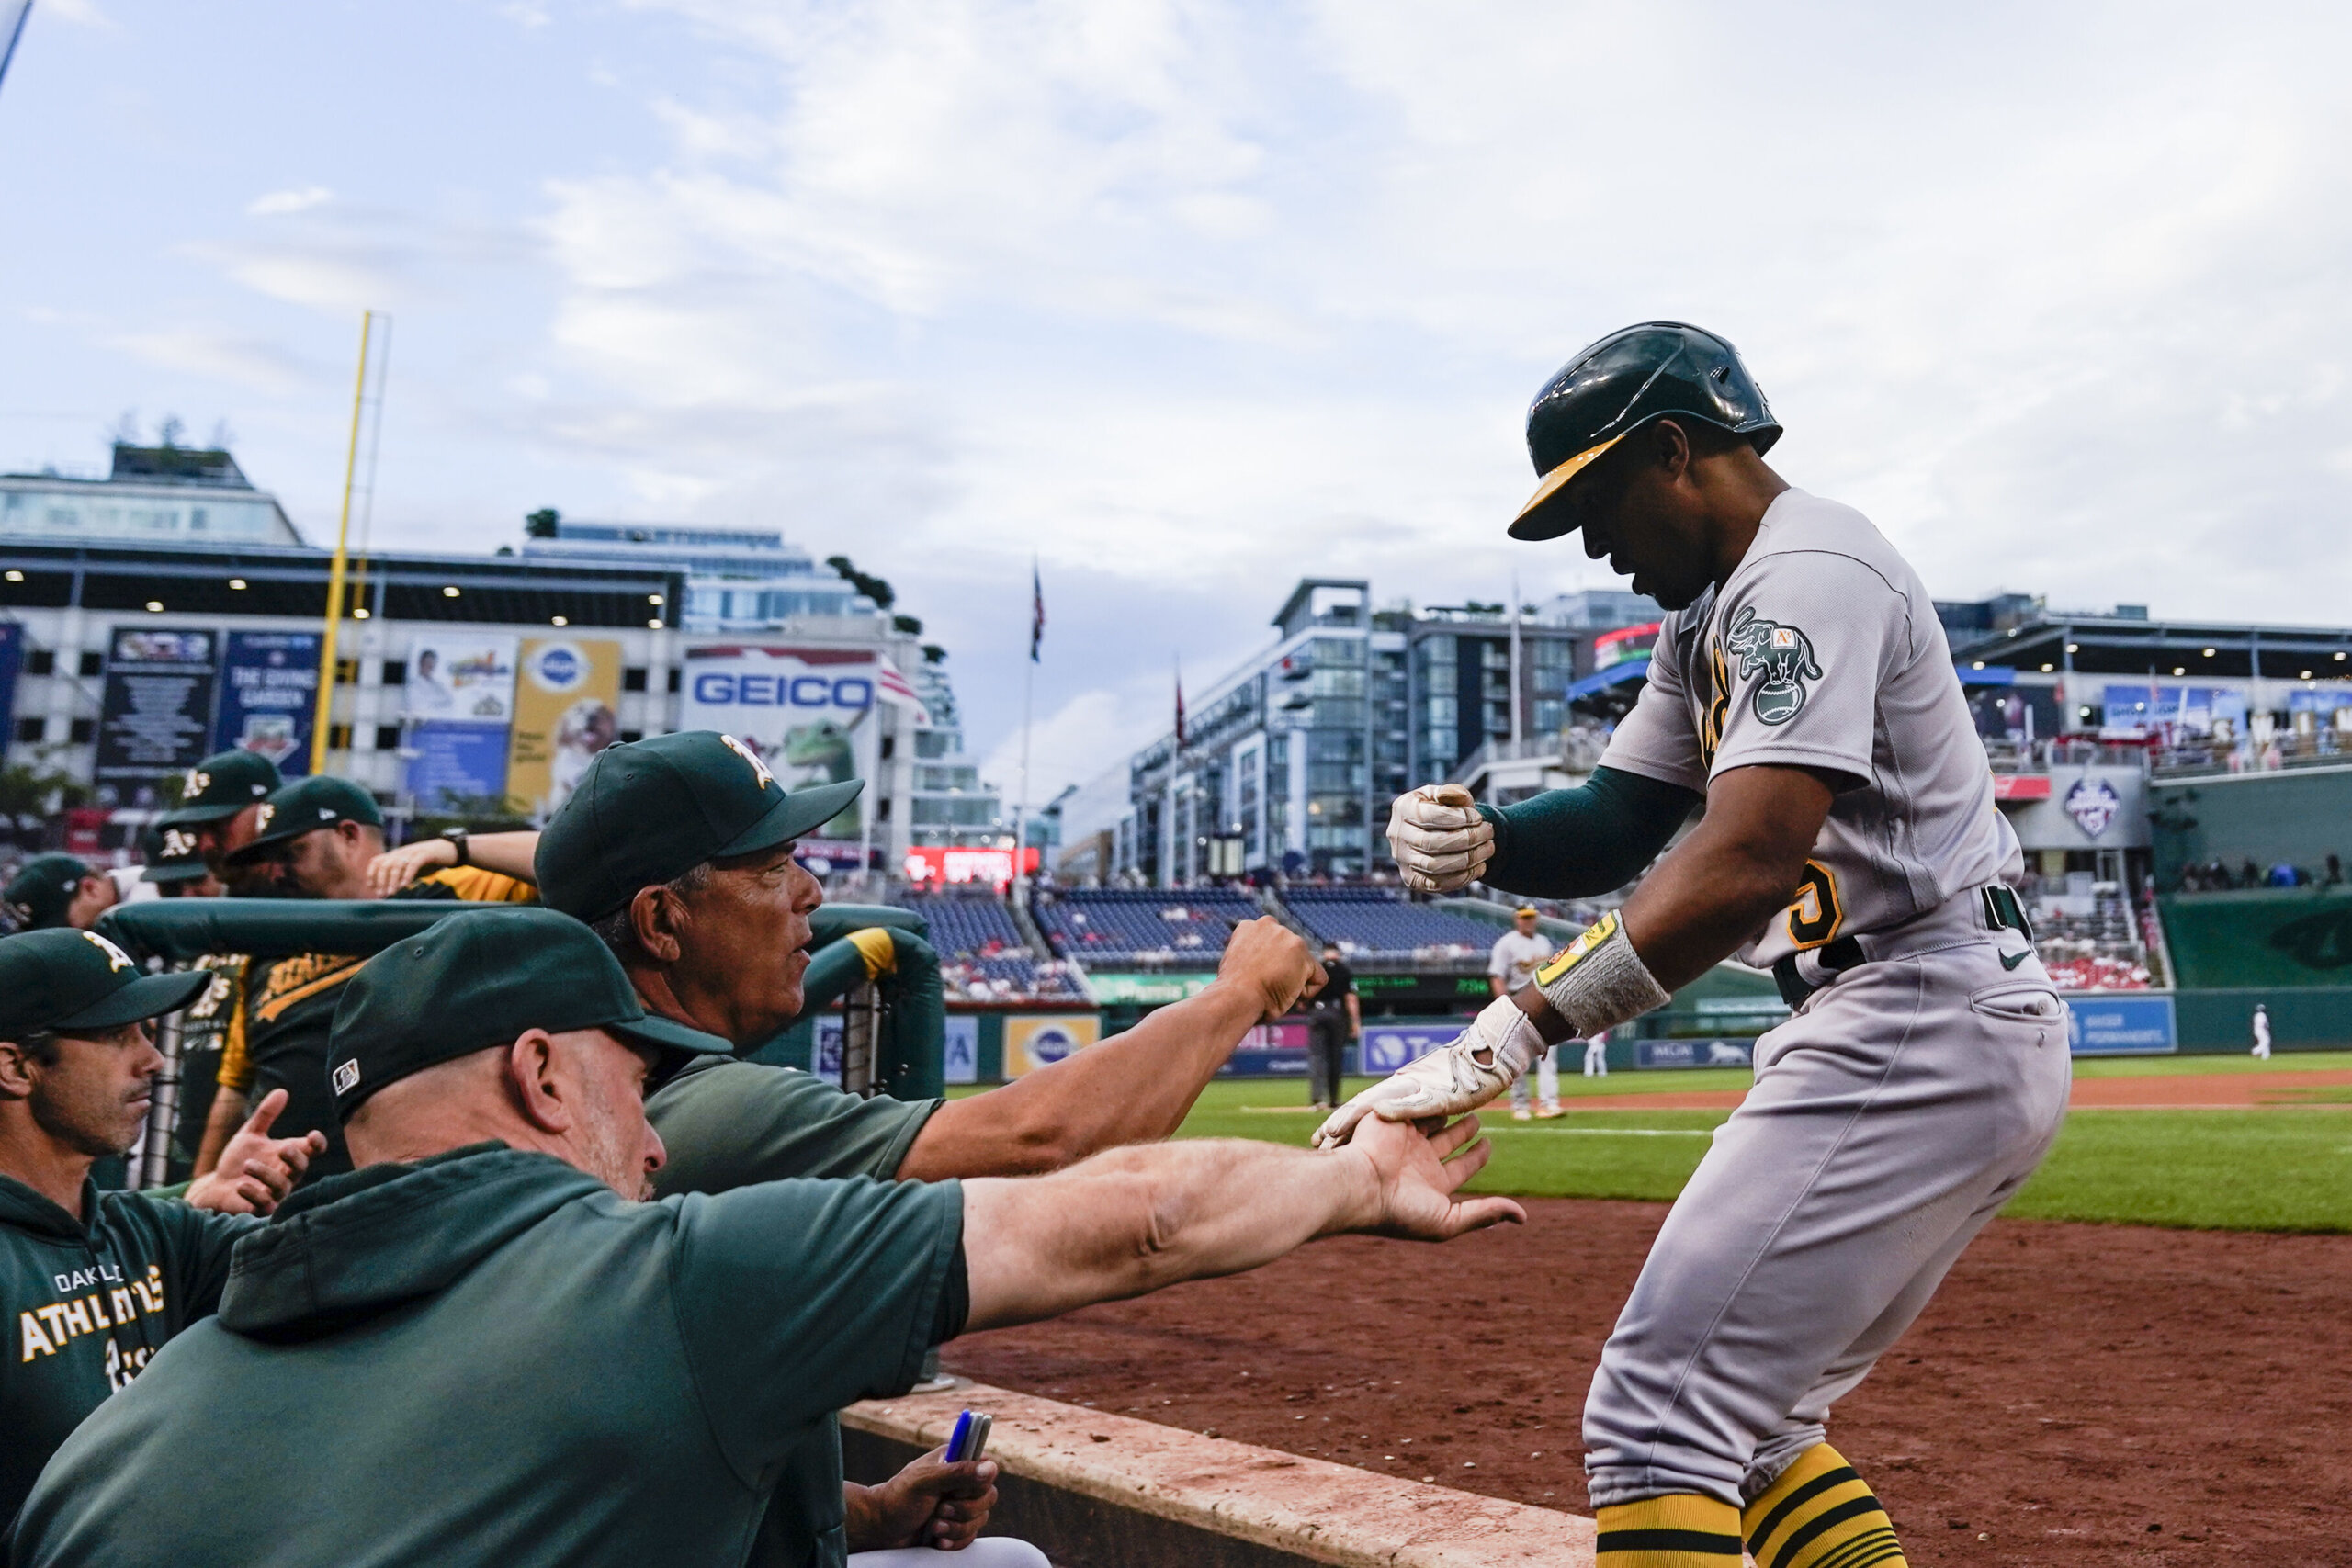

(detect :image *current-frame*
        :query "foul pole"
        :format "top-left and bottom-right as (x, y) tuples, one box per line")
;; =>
(310, 310), (375, 776)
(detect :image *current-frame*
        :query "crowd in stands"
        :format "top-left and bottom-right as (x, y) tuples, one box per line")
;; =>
(1030, 886), (1262, 965)
(1281, 886), (1498, 962)
(891, 888), (1086, 1001)
(2175, 853), (2346, 892)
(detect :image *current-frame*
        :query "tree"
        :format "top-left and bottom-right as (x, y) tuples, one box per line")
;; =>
(892, 614), (922, 637)
(922, 644), (947, 664)
(525, 508), (560, 538)
(824, 554), (895, 610)
(155, 414), (185, 449)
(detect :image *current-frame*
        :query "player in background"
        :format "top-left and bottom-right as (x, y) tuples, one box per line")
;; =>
(2251, 1002), (2272, 1059)
(1322, 323), (2070, 1568)
(1487, 907), (1561, 1118)
(1582, 1027), (1610, 1078)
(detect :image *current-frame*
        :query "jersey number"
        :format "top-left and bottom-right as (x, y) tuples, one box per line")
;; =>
(1786, 861), (1843, 950)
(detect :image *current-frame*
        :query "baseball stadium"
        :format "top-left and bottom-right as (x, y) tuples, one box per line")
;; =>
(3, 8), (2351, 1568)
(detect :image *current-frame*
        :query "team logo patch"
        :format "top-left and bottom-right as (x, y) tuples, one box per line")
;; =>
(721, 733), (776, 791)
(82, 931), (135, 974)
(162, 828), (198, 859)
(1725, 606), (1823, 726)
(1535, 909), (1618, 987)
(183, 768), (211, 798)
(332, 1060), (362, 1096)
(254, 803), (276, 832)
(2064, 777), (2121, 839)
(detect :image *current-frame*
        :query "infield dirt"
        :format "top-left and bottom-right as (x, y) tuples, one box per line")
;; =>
(946, 1199), (2352, 1566)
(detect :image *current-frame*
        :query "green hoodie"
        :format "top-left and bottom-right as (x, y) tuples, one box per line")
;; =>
(0, 1177), (254, 1529)
(11, 1145), (964, 1568)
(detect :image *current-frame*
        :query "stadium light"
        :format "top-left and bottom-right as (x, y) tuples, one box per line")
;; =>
(354, 608), (370, 620)
(443, 585), (460, 598)
(2201, 647), (2215, 657)
(2172, 666), (2185, 675)
(551, 615), (569, 626)
(648, 593), (663, 605)
(2040, 663), (2053, 672)
(1971, 660), (1984, 670)
(647, 618), (662, 629)
(229, 578), (247, 590)
(2064, 643), (2078, 653)
(2337, 652), (2348, 661)
(3, 570), (19, 581)
(145, 601), (163, 612)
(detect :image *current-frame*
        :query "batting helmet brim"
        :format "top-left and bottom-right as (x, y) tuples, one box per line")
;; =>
(1507, 434), (1627, 541)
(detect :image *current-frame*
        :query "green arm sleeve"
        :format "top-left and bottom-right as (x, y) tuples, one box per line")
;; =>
(1474, 764), (1702, 899)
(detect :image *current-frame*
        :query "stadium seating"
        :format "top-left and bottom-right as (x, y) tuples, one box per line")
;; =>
(1032, 887), (1263, 965)
(890, 888), (1088, 1001)
(1278, 886), (1501, 962)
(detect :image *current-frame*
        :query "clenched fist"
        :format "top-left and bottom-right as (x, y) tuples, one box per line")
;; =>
(1386, 784), (1495, 893)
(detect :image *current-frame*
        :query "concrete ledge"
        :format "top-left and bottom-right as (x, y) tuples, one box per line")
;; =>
(844, 1381), (1596, 1568)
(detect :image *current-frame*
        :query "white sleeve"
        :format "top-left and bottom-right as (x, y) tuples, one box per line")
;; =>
(1707, 551), (1909, 789)
(1597, 622), (1707, 794)
(1487, 937), (1511, 979)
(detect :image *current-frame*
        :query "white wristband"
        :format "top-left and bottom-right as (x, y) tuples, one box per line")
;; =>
(1534, 910), (1672, 1037)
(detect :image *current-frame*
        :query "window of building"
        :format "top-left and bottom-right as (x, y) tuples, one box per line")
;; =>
(77, 652), (103, 677)
(13, 716), (43, 742)
(373, 725), (401, 750)
(24, 649), (53, 676)
(327, 724), (352, 751)
(68, 718), (95, 743)
(621, 667), (649, 693)
(379, 660), (407, 686)
(667, 669), (682, 694)
(879, 734), (895, 760)
(334, 659), (360, 686)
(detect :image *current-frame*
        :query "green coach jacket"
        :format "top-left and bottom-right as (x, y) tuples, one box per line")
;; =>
(12, 1144), (964, 1568)
(0, 1176), (254, 1529)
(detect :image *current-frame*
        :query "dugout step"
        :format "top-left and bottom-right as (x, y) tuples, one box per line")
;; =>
(843, 1379), (1596, 1568)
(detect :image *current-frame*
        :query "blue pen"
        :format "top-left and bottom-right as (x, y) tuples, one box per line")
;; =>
(945, 1409), (976, 1463)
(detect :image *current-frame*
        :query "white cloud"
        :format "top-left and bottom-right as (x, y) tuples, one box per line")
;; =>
(246, 186), (334, 218)
(105, 328), (314, 397)
(978, 682), (1171, 812)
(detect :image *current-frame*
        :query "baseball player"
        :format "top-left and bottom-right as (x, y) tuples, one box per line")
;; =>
(1322, 323), (2070, 1568)
(2251, 1002), (2272, 1059)
(1582, 1027), (1609, 1078)
(1487, 907), (1561, 1117)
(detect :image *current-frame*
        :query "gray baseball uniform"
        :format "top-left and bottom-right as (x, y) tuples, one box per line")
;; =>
(1580, 488), (2072, 1507)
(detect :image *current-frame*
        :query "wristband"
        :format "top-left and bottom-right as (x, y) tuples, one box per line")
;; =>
(439, 827), (470, 868)
(1534, 910), (1671, 1037)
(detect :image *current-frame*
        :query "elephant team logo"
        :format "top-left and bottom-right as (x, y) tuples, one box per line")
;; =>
(254, 804), (276, 833)
(1725, 605), (1823, 726)
(183, 768), (211, 799)
(162, 828), (198, 858)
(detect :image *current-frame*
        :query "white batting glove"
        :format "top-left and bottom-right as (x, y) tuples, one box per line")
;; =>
(1386, 784), (1495, 894)
(1313, 996), (1544, 1149)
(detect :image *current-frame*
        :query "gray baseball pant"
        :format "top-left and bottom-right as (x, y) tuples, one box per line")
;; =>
(1583, 899), (2073, 1509)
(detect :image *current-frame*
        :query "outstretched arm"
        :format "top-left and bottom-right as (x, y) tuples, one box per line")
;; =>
(960, 1114), (1522, 1331)
(1385, 768), (1698, 898)
(897, 918), (1322, 1180)
(365, 830), (542, 897)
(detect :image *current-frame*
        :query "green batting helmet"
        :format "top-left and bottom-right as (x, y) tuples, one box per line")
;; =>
(1510, 321), (1781, 541)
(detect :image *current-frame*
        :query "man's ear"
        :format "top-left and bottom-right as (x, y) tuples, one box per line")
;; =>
(628, 886), (684, 964)
(504, 1028), (573, 1134)
(1651, 416), (1692, 479)
(0, 1040), (35, 1100)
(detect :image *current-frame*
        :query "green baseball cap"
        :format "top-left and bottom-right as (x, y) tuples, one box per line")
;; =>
(141, 824), (212, 886)
(227, 776), (385, 865)
(158, 750), (283, 826)
(535, 730), (865, 921)
(326, 907), (731, 1121)
(0, 928), (211, 1040)
(6, 853), (96, 931)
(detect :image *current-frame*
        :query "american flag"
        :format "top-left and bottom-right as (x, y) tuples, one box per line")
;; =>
(1174, 662), (1187, 749)
(1029, 560), (1045, 663)
(876, 662), (930, 725)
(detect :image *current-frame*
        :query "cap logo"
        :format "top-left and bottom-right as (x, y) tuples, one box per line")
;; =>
(255, 804), (275, 831)
(332, 1060), (361, 1096)
(82, 931), (135, 974)
(163, 829), (198, 857)
(319, 807), (337, 820)
(721, 734), (775, 791)
(185, 768), (210, 796)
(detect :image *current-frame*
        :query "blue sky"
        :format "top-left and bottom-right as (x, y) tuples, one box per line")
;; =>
(5, 2), (2350, 803)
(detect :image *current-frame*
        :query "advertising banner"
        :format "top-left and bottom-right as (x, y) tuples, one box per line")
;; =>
(679, 646), (876, 841)
(1635, 1039), (1756, 1069)
(212, 631), (318, 776)
(1359, 1020), (1477, 1074)
(941, 1015), (980, 1085)
(2064, 994), (2175, 1054)
(403, 635), (517, 811)
(1003, 1014), (1099, 1077)
(506, 637), (621, 819)
(0, 622), (21, 747)
(2100, 684), (2247, 737)
(94, 626), (219, 806)
(902, 846), (1040, 886)
(1080, 972), (1218, 1006)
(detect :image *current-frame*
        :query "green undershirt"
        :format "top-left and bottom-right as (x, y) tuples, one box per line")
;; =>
(1475, 765), (1702, 900)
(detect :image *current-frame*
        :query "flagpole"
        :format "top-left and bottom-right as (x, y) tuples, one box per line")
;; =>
(1012, 558), (1037, 908)
(1509, 571), (1524, 745)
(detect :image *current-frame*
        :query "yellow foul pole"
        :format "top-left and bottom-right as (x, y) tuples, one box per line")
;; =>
(310, 310), (373, 775)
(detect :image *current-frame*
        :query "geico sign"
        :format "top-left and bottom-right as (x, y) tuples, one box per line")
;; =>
(693, 673), (875, 708)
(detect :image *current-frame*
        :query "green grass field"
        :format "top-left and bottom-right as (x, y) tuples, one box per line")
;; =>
(1139, 1053), (2352, 1232)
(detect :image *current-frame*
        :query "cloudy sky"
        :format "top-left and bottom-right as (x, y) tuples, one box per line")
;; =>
(4, 1), (2349, 804)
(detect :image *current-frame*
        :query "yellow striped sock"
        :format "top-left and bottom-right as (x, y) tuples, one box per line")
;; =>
(1742, 1444), (1908, 1568)
(1594, 1494), (1745, 1567)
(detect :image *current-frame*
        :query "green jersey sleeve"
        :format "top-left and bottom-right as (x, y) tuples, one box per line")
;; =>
(645, 1059), (942, 1196)
(669, 1177), (964, 1485)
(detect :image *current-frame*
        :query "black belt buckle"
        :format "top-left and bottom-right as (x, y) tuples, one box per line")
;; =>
(1981, 885), (2034, 942)
(1772, 934), (1864, 1010)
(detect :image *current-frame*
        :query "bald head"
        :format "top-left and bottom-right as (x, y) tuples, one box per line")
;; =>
(343, 1027), (666, 1199)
